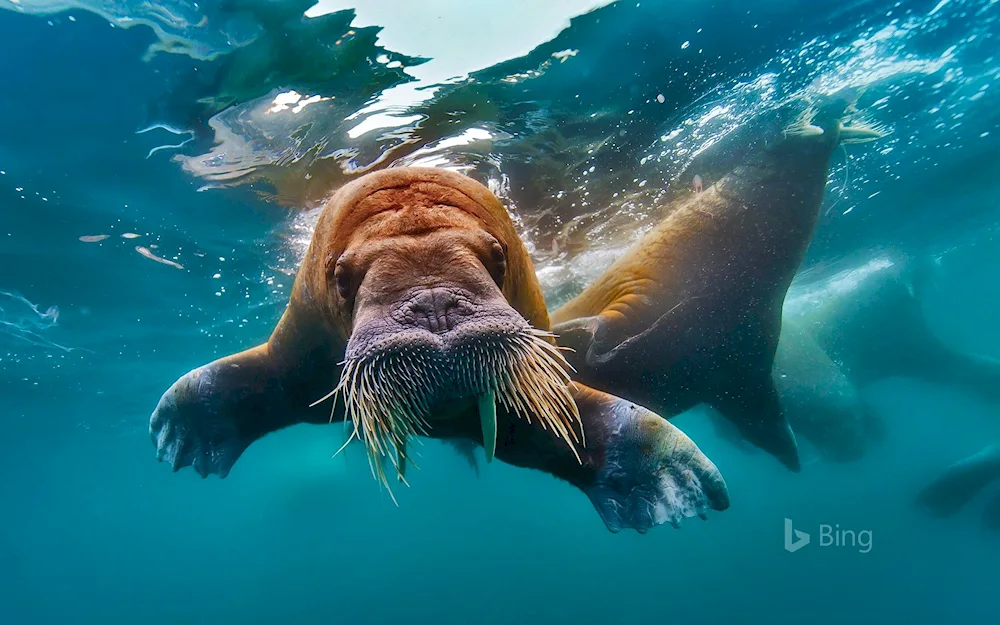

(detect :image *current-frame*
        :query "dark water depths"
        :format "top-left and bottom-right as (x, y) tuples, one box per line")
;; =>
(1, 1), (999, 623)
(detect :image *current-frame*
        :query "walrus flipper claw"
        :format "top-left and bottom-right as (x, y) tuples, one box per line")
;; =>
(584, 399), (730, 534)
(150, 366), (253, 478)
(149, 346), (298, 479)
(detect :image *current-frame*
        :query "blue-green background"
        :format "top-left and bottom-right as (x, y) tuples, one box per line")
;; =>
(2, 1), (999, 623)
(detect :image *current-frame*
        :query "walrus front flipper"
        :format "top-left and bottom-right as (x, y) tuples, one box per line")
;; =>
(577, 387), (730, 533)
(915, 444), (1000, 517)
(150, 345), (317, 478)
(713, 378), (801, 472)
(553, 312), (664, 369)
(498, 384), (729, 534)
(550, 315), (604, 364)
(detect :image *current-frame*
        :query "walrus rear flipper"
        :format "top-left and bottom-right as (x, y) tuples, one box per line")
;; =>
(149, 345), (317, 478)
(706, 407), (762, 456)
(713, 378), (802, 472)
(915, 444), (1000, 517)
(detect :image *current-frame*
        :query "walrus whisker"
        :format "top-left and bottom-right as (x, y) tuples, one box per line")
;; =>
(311, 359), (353, 410)
(529, 335), (580, 372)
(497, 365), (532, 425)
(335, 326), (586, 495)
(516, 333), (585, 450)
(500, 339), (583, 455)
(332, 422), (360, 458)
(310, 388), (339, 409)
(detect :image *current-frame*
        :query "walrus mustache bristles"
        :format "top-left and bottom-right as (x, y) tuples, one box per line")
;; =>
(312, 327), (584, 502)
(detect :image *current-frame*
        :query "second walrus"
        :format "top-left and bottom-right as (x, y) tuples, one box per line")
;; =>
(552, 93), (883, 472)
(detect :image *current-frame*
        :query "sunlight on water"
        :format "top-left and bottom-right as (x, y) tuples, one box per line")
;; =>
(0, 290), (67, 352)
(249, 0), (1000, 307)
(0, 0), (248, 60)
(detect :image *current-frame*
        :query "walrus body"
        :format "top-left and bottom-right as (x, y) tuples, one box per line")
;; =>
(916, 444), (1000, 530)
(550, 95), (879, 472)
(150, 167), (729, 534)
(773, 252), (1000, 462)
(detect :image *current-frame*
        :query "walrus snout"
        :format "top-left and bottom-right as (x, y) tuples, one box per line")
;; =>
(346, 291), (530, 361)
(394, 286), (476, 334)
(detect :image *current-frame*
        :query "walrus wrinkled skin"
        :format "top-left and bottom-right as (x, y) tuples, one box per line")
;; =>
(916, 444), (1000, 531)
(769, 252), (1000, 462)
(149, 167), (729, 534)
(550, 95), (879, 472)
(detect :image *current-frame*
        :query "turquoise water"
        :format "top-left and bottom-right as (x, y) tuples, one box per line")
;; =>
(2, 1), (999, 623)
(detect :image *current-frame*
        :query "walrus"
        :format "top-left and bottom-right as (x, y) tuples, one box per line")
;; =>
(916, 444), (1000, 531)
(770, 251), (1000, 462)
(149, 166), (729, 534)
(768, 316), (880, 463)
(550, 93), (883, 472)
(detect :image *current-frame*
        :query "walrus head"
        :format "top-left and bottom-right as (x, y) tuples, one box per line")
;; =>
(304, 167), (583, 490)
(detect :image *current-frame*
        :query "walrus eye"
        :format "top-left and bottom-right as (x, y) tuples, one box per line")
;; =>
(333, 255), (357, 302)
(487, 239), (506, 288)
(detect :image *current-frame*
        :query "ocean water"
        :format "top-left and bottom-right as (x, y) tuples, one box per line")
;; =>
(1, 0), (999, 623)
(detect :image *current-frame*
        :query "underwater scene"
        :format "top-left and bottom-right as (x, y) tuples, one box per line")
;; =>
(2, 0), (1000, 623)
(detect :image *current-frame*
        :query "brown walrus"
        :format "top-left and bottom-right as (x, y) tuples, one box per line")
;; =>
(149, 166), (729, 534)
(550, 93), (883, 472)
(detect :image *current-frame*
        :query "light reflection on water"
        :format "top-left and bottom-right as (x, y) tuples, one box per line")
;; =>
(0, 290), (67, 352)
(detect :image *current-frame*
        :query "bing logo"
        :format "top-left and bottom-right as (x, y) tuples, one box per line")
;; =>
(784, 518), (873, 554)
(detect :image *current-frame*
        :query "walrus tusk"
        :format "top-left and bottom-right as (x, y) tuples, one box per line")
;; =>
(478, 390), (497, 463)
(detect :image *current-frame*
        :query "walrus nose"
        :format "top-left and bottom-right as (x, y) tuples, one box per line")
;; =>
(404, 287), (469, 333)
